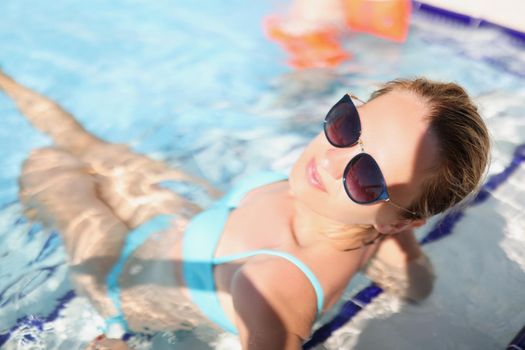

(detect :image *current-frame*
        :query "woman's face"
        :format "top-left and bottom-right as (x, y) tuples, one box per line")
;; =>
(289, 89), (439, 233)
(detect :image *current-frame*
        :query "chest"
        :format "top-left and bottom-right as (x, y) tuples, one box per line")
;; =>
(215, 181), (295, 257)
(212, 182), (372, 308)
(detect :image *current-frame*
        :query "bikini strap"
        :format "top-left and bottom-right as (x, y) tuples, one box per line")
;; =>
(104, 214), (173, 336)
(213, 249), (325, 315)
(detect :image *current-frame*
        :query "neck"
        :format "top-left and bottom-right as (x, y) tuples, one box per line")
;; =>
(289, 195), (378, 251)
(290, 200), (331, 247)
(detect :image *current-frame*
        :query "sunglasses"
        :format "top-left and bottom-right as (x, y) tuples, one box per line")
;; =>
(323, 94), (416, 216)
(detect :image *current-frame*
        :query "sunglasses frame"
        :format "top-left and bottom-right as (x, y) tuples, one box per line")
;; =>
(323, 94), (417, 217)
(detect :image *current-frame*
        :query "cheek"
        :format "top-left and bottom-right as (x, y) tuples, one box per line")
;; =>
(289, 134), (379, 225)
(290, 166), (376, 225)
(289, 133), (379, 224)
(289, 134), (323, 189)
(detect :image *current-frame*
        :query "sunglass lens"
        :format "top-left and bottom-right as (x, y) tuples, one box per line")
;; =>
(343, 153), (386, 203)
(324, 96), (361, 147)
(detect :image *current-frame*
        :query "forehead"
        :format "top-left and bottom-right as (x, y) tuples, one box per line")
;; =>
(358, 89), (439, 198)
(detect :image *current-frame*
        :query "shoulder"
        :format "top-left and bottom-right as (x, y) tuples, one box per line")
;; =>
(230, 255), (319, 340)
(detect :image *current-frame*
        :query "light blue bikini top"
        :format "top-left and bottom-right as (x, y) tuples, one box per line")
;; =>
(181, 171), (325, 334)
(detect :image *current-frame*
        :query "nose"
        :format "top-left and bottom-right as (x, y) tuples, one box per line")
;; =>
(319, 146), (357, 180)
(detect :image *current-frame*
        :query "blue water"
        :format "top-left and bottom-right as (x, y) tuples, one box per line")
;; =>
(1, 1), (525, 349)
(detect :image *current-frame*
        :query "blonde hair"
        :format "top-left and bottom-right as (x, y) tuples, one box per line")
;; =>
(323, 78), (490, 250)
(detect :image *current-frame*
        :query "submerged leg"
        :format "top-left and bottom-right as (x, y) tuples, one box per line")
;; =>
(19, 147), (133, 317)
(0, 70), (105, 155)
(19, 147), (200, 336)
(1, 69), (221, 228)
(19, 147), (130, 265)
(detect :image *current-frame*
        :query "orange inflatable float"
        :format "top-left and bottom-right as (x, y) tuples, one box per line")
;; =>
(264, 0), (411, 69)
(264, 16), (351, 70)
(344, 0), (411, 43)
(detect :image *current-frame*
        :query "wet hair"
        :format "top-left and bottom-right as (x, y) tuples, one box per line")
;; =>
(369, 78), (490, 220)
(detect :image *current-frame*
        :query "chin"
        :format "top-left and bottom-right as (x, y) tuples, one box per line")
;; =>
(289, 136), (340, 218)
(289, 156), (326, 215)
(290, 159), (373, 226)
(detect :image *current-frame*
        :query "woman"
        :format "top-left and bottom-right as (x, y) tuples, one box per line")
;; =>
(0, 70), (489, 349)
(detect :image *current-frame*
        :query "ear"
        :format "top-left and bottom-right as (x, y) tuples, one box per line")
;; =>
(374, 218), (427, 234)
(411, 218), (427, 228)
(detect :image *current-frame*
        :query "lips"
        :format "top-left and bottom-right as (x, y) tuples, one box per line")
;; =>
(306, 158), (327, 192)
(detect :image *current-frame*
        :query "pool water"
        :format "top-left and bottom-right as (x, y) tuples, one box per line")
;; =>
(1, 1), (524, 349)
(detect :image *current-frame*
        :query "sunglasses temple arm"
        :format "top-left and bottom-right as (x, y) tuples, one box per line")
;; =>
(385, 199), (417, 216)
(349, 94), (367, 105)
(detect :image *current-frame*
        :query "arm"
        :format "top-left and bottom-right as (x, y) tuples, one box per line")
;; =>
(364, 229), (435, 302)
(230, 259), (317, 350)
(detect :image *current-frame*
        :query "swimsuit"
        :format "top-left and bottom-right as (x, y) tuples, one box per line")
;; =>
(103, 171), (325, 336)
